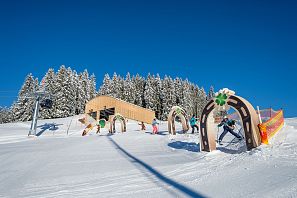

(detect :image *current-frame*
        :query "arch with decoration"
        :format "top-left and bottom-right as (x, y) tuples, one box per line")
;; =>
(168, 106), (189, 135)
(199, 88), (262, 152)
(110, 114), (126, 133)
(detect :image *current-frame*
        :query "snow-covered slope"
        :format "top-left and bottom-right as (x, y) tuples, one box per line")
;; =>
(0, 117), (296, 198)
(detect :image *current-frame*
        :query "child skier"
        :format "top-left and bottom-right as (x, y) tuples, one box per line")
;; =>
(152, 118), (159, 134)
(190, 115), (199, 134)
(138, 122), (146, 131)
(96, 124), (101, 134)
(217, 117), (242, 145)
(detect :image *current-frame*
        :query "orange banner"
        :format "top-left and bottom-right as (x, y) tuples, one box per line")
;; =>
(259, 109), (284, 144)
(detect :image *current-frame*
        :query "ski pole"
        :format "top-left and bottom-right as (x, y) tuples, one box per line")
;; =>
(217, 126), (219, 142)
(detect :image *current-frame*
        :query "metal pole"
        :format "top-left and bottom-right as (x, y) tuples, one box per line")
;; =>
(66, 115), (74, 136)
(28, 96), (40, 136)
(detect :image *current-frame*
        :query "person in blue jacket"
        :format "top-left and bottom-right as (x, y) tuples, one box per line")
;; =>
(190, 115), (199, 134)
(218, 117), (242, 145)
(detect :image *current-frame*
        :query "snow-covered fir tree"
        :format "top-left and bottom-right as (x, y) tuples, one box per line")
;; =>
(82, 69), (91, 104)
(196, 87), (207, 117)
(0, 106), (12, 124)
(154, 74), (163, 118)
(118, 76), (125, 100)
(98, 74), (112, 96)
(12, 73), (37, 121)
(122, 72), (136, 103)
(180, 79), (193, 117)
(110, 72), (122, 99)
(53, 65), (74, 118)
(39, 68), (56, 119)
(66, 67), (77, 116)
(161, 76), (176, 120)
(89, 73), (97, 100)
(207, 85), (215, 101)
(144, 73), (155, 110)
(174, 77), (183, 106)
(73, 70), (84, 115)
(133, 74), (145, 107)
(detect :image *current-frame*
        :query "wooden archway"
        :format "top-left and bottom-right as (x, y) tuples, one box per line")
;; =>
(200, 95), (262, 152)
(168, 106), (189, 135)
(110, 114), (126, 133)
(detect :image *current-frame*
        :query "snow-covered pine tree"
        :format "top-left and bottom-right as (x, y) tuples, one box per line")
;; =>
(89, 73), (97, 100)
(196, 87), (207, 117)
(207, 85), (215, 101)
(161, 75), (176, 120)
(75, 71), (85, 115)
(53, 65), (73, 118)
(82, 69), (91, 103)
(110, 72), (120, 99)
(39, 68), (56, 119)
(154, 74), (163, 119)
(12, 73), (37, 121)
(122, 72), (136, 103)
(188, 83), (197, 117)
(65, 67), (77, 116)
(174, 77), (183, 106)
(133, 74), (145, 107)
(118, 75), (125, 100)
(98, 74), (112, 96)
(144, 74), (162, 119)
(144, 73), (154, 110)
(180, 79), (193, 117)
(0, 106), (12, 124)
(192, 85), (200, 116)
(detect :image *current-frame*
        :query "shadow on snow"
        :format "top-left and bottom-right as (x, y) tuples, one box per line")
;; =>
(36, 123), (62, 136)
(107, 136), (206, 198)
(168, 141), (200, 152)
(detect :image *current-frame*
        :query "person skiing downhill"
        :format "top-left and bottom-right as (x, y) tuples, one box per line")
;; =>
(138, 122), (146, 131)
(152, 118), (159, 134)
(96, 124), (101, 134)
(217, 116), (242, 145)
(190, 115), (199, 134)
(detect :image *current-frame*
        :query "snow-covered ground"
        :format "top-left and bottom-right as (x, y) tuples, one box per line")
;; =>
(0, 116), (296, 198)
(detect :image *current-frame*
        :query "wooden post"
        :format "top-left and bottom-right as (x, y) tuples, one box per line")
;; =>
(257, 106), (262, 124)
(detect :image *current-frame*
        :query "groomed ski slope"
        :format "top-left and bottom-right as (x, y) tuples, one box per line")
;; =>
(0, 116), (296, 198)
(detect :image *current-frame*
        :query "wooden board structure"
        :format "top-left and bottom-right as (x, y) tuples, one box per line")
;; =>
(85, 95), (155, 124)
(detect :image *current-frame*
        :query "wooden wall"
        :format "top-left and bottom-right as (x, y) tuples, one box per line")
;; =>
(85, 95), (155, 124)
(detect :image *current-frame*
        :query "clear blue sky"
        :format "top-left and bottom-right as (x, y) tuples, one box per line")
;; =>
(0, 0), (296, 117)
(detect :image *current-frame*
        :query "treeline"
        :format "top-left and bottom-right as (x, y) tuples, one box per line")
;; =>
(0, 65), (215, 123)
(1, 65), (96, 123)
(97, 73), (215, 120)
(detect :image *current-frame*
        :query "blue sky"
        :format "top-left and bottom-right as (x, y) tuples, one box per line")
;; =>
(0, 0), (296, 117)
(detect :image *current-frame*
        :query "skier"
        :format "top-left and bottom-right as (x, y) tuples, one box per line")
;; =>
(96, 124), (101, 134)
(138, 122), (146, 131)
(217, 117), (242, 145)
(190, 115), (199, 134)
(152, 118), (159, 134)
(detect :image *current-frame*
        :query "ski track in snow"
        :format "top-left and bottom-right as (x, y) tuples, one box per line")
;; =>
(0, 116), (296, 198)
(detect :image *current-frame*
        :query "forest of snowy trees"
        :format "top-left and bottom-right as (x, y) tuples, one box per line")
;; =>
(97, 73), (213, 120)
(0, 65), (215, 123)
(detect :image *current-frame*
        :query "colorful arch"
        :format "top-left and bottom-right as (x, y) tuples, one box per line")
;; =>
(110, 114), (126, 133)
(168, 106), (189, 135)
(199, 89), (262, 152)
